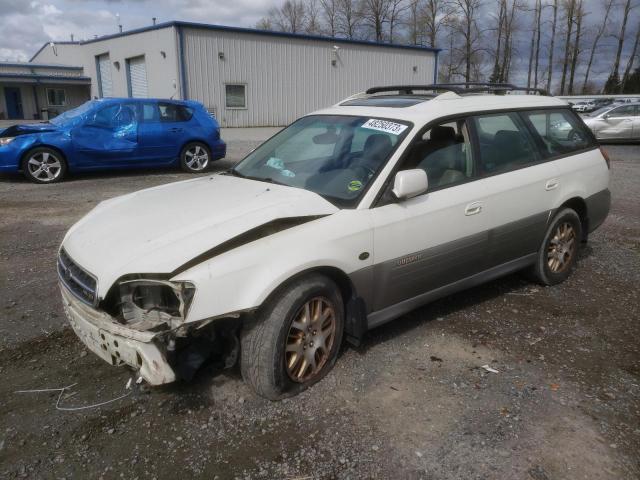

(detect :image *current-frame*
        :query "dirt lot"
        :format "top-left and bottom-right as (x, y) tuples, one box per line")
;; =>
(0, 140), (638, 479)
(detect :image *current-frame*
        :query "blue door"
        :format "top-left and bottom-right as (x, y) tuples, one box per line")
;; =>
(4, 87), (24, 120)
(71, 103), (139, 167)
(136, 101), (185, 164)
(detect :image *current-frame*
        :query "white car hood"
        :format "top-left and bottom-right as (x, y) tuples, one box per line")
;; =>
(62, 174), (338, 298)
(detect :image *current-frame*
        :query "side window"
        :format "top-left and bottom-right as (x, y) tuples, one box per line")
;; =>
(92, 104), (136, 129)
(141, 103), (159, 122)
(473, 113), (538, 175)
(158, 103), (193, 122)
(523, 109), (592, 156)
(400, 120), (474, 191)
(608, 105), (636, 117)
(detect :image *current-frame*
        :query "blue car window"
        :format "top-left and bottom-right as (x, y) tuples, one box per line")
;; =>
(158, 102), (193, 122)
(141, 103), (159, 122)
(92, 104), (136, 129)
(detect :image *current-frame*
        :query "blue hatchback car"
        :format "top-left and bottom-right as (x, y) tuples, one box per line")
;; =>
(0, 98), (226, 183)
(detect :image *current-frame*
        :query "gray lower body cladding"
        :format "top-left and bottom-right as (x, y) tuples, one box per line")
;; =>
(349, 189), (610, 330)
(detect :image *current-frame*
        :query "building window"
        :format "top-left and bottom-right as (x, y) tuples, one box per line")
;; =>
(225, 84), (247, 109)
(47, 88), (66, 107)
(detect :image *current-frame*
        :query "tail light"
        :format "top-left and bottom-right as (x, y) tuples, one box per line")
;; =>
(599, 146), (611, 169)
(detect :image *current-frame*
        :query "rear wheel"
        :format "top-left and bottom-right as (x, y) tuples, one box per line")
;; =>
(22, 147), (67, 184)
(530, 208), (582, 285)
(180, 142), (211, 173)
(240, 274), (344, 400)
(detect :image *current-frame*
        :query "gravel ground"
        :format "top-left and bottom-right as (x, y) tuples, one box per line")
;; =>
(0, 140), (638, 479)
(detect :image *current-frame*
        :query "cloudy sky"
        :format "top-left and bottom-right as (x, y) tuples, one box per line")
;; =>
(0, 0), (274, 61)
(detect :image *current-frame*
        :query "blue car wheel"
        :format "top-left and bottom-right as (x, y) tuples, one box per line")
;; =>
(22, 147), (67, 184)
(180, 142), (211, 173)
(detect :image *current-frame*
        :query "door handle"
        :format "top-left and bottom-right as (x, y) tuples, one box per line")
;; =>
(169, 127), (183, 133)
(465, 202), (483, 216)
(545, 179), (559, 191)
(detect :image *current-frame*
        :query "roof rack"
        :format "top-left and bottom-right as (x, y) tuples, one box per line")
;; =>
(365, 83), (549, 96)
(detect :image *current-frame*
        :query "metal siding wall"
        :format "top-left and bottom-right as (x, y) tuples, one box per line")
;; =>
(182, 28), (435, 127)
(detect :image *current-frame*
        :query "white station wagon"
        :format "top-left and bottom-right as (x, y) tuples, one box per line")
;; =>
(58, 84), (610, 400)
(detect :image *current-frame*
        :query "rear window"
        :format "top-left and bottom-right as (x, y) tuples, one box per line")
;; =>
(522, 109), (593, 157)
(158, 102), (193, 122)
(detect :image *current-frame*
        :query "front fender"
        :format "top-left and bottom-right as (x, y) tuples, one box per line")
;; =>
(172, 210), (374, 323)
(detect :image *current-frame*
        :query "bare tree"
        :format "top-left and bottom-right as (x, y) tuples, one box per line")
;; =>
(499, 0), (519, 82)
(582, 0), (614, 93)
(568, 0), (585, 94)
(491, 0), (507, 83)
(388, 0), (409, 43)
(319, 0), (340, 36)
(533, 0), (543, 87)
(546, 0), (558, 93)
(452, 0), (483, 82)
(360, 0), (390, 41)
(264, 1), (308, 33)
(612, 0), (634, 78)
(337, 0), (362, 38)
(423, 0), (453, 48)
(622, 23), (640, 91)
(407, 0), (424, 45)
(305, 0), (323, 33)
(559, 0), (577, 95)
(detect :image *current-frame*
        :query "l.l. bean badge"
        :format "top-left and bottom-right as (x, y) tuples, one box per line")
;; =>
(348, 180), (363, 192)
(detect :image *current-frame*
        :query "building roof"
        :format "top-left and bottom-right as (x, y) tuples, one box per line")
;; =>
(1, 61), (83, 71)
(30, 20), (440, 62)
(0, 72), (91, 84)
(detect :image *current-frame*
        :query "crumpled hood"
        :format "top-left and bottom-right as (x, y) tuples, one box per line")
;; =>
(62, 174), (338, 297)
(1, 122), (60, 137)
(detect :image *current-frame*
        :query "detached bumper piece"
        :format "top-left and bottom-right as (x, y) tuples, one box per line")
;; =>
(61, 285), (177, 385)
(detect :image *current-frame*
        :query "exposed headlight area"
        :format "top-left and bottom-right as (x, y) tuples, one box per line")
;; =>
(115, 279), (196, 330)
(0, 137), (15, 146)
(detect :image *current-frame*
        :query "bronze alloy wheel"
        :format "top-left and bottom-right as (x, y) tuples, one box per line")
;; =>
(285, 297), (336, 382)
(547, 221), (577, 273)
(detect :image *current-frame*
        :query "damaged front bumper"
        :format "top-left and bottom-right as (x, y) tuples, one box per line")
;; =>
(60, 285), (177, 385)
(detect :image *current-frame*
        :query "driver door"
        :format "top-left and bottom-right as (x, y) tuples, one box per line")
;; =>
(72, 102), (139, 166)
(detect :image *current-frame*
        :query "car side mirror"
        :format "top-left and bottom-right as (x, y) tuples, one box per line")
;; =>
(392, 169), (428, 201)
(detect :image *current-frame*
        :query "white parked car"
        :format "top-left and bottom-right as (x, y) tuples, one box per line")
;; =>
(59, 84), (610, 399)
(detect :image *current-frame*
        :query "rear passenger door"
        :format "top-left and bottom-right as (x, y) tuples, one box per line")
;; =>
(469, 112), (560, 267)
(136, 102), (192, 163)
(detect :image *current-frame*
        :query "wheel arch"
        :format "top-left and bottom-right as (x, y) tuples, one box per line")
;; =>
(257, 265), (368, 346)
(20, 144), (68, 171)
(557, 196), (588, 239)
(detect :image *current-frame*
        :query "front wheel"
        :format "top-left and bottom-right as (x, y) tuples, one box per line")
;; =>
(22, 147), (67, 184)
(240, 274), (344, 400)
(530, 208), (582, 285)
(180, 142), (211, 173)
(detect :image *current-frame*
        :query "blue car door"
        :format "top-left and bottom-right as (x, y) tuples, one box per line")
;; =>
(136, 101), (187, 163)
(72, 103), (139, 166)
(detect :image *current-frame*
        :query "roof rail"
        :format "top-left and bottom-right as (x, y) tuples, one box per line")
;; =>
(365, 83), (549, 96)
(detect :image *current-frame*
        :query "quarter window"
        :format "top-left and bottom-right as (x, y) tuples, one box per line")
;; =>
(225, 84), (247, 109)
(400, 120), (474, 191)
(523, 109), (593, 156)
(473, 113), (538, 175)
(47, 88), (66, 107)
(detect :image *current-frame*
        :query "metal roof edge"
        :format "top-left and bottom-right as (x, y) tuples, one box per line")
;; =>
(29, 20), (441, 58)
(2, 62), (83, 70)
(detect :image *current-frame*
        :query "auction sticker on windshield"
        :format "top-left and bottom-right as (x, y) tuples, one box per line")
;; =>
(362, 119), (408, 135)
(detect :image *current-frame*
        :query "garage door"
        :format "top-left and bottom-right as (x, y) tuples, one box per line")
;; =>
(96, 54), (113, 98)
(127, 56), (148, 98)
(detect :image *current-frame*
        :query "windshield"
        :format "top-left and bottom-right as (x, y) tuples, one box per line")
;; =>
(233, 115), (411, 206)
(50, 100), (96, 126)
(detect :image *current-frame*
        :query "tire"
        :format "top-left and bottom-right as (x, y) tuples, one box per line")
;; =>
(21, 147), (67, 184)
(180, 142), (211, 173)
(240, 274), (344, 400)
(530, 208), (582, 286)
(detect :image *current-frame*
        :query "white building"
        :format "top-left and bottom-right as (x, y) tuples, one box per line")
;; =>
(0, 62), (90, 121)
(30, 21), (439, 127)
